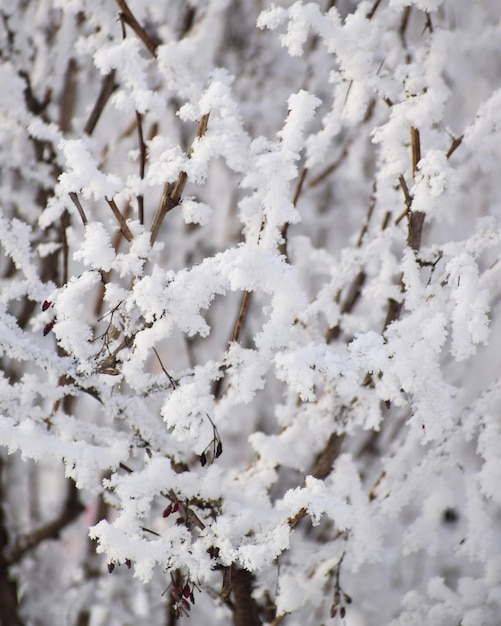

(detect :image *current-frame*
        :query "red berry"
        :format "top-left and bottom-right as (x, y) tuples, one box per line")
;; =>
(172, 502), (179, 513)
(43, 321), (54, 336)
(183, 584), (191, 598)
(163, 504), (173, 518)
(42, 300), (51, 311)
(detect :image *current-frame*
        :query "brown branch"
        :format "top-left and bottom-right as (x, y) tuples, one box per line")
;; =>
(399, 6), (412, 49)
(446, 134), (463, 160)
(407, 210), (425, 252)
(0, 459), (23, 626)
(424, 11), (433, 34)
(394, 175), (413, 225)
(356, 190), (376, 247)
(150, 114), (209, 244)
(279, 165), (308, 259)
(84, 71), (117, 136)
(231, 567), (262, 626)
(326, 271), (366, 343)
(311, 432), (345, 480)
(410, 126), (421, 177)
(152, 347), (178, 388)
(287, 432), (346, 528)
(135, 111), (146, 224)
(5, 481), (84, 566)
(383, 297), (403, 332)
(308, 142), (351, 188)
(116, 0), (161, 57)
(105, 198), (134, 242)
(60, 211), (70, 286)
(366, 0), (382, 20)
(59, 58), (78, 133)
(69, 192), (88, 225)
(231, 291), (252, 344)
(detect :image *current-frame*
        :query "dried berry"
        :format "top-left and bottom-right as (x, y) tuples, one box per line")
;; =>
(200, 452), (207, 467)
(107, 562), (115, 573)
(215, 440), (223, 458)
(183, 584), (191, 598)
(125, 559), (132, 569)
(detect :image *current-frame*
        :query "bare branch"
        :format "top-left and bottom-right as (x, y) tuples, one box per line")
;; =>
(446, 134), (463, 160)
(395, 175), (413, 225)
(150, 114), (209, 244)
(105, 198), (134, 242)
(115, 0), (161, 57)
(84, 71), (117, 136)
(410, 126), (421, 177)
(366, 0), (382, 20)
(69, 192), (88, 226)
(135, 111), (146, 224)
(5, 481), (84, 566)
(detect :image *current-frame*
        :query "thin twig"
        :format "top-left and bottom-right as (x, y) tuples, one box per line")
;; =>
(69, 192), (88, 225)
(59, 58), (78, 133)
(399, 6), (412, 49)
(279, 165), (308, 259)
(150, 114), (209, 244)
(105, 198), (134, 242)
(231, 291), (252, 344)
(84, 71), (117, 136)
(60, 211), (70, 285)
(115, 0), (160, 57)
(394, 175), (412, 225)
(410, 126), (421, 177)
(135, 111), (146, 224)
(308, 142), (351, 187)
(366, 0), (382, 20)
(446, 134), (463, 159)
(152, 347), (178, 388)
(424, 11), (433, 34)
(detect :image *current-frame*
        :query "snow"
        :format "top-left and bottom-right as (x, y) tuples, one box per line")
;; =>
(2, 1), (501, 625)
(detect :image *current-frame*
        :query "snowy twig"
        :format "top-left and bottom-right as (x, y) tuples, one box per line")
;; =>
(150, 114), (209, 244)
(115, 0), (161, 57)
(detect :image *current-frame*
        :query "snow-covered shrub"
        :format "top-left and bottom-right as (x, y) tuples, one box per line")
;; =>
(1, 1), (501, 624)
